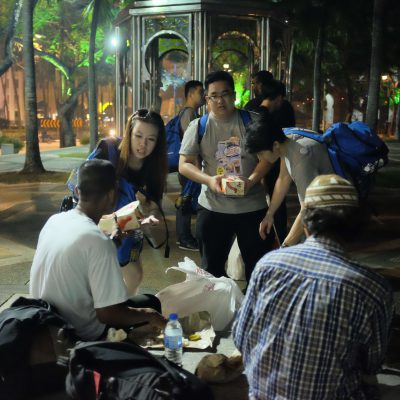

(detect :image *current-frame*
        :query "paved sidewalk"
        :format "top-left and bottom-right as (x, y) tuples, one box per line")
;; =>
(0, 142), (89, 172)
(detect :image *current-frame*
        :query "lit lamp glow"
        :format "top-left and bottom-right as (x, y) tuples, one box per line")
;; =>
(381, 75), (388, 81)
(109, 129), (116, 137)
(111, 36), (119, 48)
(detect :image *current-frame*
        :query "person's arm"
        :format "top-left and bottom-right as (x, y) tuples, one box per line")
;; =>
(121, 259), (143, 296)
(242, 159), (272, 193)
(179, 154), (223, 193)
(283, 202), (305, 246)
(362, 292), (393, 374)
(180, 108), (197, 134)
(96, 303), (167, 334)
(259, 158), (292, 240)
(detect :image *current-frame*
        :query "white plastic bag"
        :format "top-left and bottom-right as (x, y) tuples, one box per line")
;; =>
(156, 258), (244, 331)
(225, 237), (245, 281)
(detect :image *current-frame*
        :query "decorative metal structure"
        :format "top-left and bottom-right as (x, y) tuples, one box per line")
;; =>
(114, 0), (290, 134)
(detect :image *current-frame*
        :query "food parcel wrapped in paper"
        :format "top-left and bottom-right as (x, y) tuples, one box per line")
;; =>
(98, 201), (140, 234)
(156, 258), (244, 331)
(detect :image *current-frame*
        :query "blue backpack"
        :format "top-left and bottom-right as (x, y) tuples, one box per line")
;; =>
(283, 121), (389, 199)
(180, 109), (252, 208)
(165, 109), (189, 173)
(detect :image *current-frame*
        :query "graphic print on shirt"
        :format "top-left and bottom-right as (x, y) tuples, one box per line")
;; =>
(215, 136), (242, 176)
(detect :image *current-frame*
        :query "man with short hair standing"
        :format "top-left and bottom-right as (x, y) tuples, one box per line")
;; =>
(179, 71), (275, 283)
(233, 174), (393, 399)
(176, 80), (204, 251)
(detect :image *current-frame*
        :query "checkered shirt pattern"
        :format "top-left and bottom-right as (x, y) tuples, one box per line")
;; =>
(233, 236), (393, 400)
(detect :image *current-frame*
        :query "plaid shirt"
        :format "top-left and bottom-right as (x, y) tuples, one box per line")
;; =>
(233, 236), (393, 400)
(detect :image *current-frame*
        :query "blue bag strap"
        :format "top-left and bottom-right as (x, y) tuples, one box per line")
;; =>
(197, 114), (209, 143)
(283, 127), (323, 142)
(238, 109), (251, 127)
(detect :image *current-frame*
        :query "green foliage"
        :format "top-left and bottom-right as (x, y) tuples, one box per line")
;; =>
(0, 136), (24, 153)
(79, 134), (90, 145)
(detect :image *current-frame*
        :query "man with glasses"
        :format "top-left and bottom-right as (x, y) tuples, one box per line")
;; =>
(179, 71), (275, 285)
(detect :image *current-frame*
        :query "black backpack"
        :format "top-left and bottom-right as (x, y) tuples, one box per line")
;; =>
(0, 297), (76, 400)
(65, 341), (214, 400)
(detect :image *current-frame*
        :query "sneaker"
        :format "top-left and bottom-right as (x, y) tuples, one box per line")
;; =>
(178, 239), (199, 251)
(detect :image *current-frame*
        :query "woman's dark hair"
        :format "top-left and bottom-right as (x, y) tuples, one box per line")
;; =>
(245, 113), (287, 154)
(302, 206), (369, 242)
(118, 109), (168, 202)
(205, 71), (235, 92)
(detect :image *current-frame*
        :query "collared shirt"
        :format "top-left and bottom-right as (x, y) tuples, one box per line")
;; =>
(233, 236), (393, 400)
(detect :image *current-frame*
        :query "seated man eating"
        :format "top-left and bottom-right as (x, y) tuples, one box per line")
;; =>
(30, 159), (166, 340)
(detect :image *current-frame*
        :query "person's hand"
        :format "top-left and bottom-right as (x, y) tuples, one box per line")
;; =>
(131, 309), (167, 336)
(208, 175), (223, 193)
(239, 176), (253, 195)
(139, 215), (159, 227)
(259, 212), (274, 240)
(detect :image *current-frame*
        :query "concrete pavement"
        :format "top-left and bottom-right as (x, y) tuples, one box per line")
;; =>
(0, 141), (90, 172)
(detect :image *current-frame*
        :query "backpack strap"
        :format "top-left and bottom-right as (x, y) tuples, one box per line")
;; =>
(238, 109), (251, 127)
(197, 114), (209, 144)
(283, 127), (323, 143)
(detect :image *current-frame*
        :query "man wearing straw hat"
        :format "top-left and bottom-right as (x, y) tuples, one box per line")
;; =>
(233, 174), (393, 400)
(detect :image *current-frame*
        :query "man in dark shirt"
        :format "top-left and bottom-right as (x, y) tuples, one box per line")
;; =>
(245, 70), (295, 128)
(245, 73), (295, 244)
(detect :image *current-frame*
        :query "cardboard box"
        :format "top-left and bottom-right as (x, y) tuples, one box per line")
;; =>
(221, 176), (245, 196)
(99, 201), (140, 234)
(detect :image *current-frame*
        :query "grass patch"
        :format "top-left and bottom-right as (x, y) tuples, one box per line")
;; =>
(0, 171), (70, 184)
(58, 152), (88, 159)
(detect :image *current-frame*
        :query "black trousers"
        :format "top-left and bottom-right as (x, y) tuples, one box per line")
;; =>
(196, 206), (275, 283)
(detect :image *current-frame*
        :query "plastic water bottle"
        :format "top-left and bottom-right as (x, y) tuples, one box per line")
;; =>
(164, 313), (183, 365)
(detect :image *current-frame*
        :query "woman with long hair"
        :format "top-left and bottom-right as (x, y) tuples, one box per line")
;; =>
(93, 109), (168, 296)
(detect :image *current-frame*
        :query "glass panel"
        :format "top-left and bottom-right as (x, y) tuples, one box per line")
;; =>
(269, 21), (286, 81)
(144, 35), (190, 124)
(211, 16), (258, 45)
(144, 15), (189, 42)
(117, 22), (133, 128)
(209, 16), (260, 109)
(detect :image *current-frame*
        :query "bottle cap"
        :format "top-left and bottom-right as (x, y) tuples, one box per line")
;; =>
(169, 313), (178, 320)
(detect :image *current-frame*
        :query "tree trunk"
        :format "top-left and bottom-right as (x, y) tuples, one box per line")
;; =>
(0, 0), (22, 77)
(88, 0), (100, 152)
(366, 0), (385, 130)
(395, 101), (400, 141)
(0, 76), (9, 120)
(59, 103), (77, 147)
(58, 80), (88, 147)
(312, 24), (325, 132)
(287, 38), (295, 102)
(11, 67), (22, 127)
(22, 0), (45, 174)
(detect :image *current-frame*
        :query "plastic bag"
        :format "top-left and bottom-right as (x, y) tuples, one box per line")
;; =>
(156, 258), (244, 331)
(225, 237), (245, 281)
